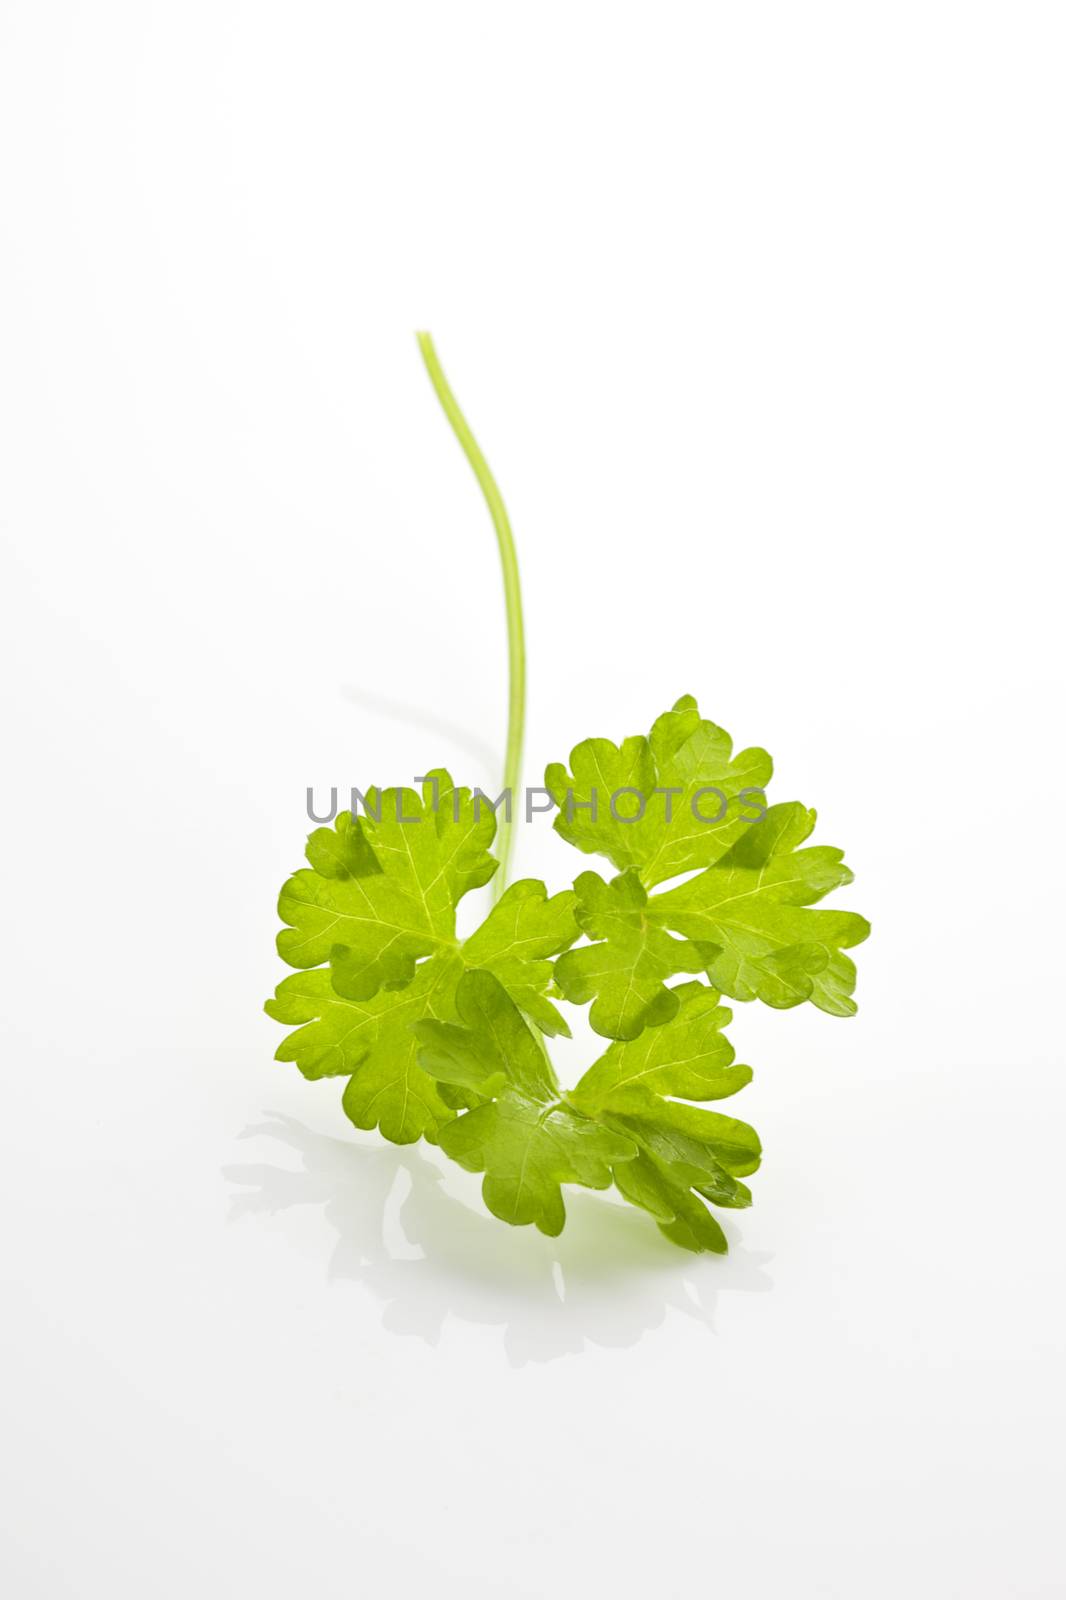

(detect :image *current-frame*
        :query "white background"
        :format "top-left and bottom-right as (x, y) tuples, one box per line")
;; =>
(2, 4), (1064, 1596)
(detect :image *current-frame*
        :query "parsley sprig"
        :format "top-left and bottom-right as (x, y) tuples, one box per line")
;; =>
(266, 338), (869, 1252)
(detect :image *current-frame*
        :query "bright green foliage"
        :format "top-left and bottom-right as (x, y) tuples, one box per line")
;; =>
(303, 808), (382, 880)
(546, 697), (870, 1033)
(276, 772), (496, 994)
(417, 972), (637, 1235)
(545, 693), (772, 887)
(462, 877), (577, 1037)
(651, 800), (869, 1015)
(554, 869), (715, 1039)
(415, 974), (759, 1249)
(267, 698), (868, 1253)
(266, 956), (464, 1144)
(269, 775), (579, 1143)
(572, 980), (751, 1106)
(569, 983), (760, 1252)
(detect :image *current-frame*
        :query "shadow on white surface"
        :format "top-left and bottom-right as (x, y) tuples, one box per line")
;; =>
(225, 1112), (773, 1365)
(340, 684), (501, 783)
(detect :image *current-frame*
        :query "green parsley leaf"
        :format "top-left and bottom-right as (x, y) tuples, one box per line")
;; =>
(569, 982), (760, 1252)
(276, 771), (496, 995)
(546, 693), (772, 887)
(266, 955), (464, 1144)
(553, 869), (715, 1039)
(303, 808), (382, 880)
(268, 787), (579, 1143)
(461, 877), (577, 1038)
(571, 980), (751, 1105)
(651, 800), (869, 1015)
(547, 698), (870, 1032)
(414, 973), (758, 1251)
(418, 972), (637, 1236)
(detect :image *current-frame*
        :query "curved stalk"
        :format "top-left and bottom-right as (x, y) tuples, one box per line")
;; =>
(416, 332), (526, 896)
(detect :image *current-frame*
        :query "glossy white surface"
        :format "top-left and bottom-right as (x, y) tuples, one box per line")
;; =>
(2, 5), (1063, 1595)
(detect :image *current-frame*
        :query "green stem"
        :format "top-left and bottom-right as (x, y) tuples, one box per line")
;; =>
(416, 332), (526, 896)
